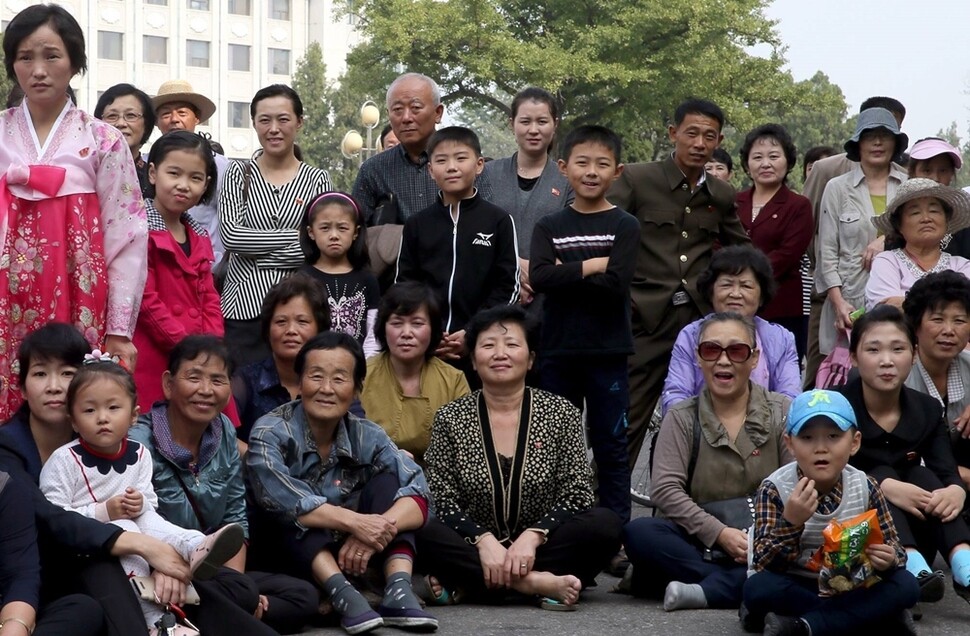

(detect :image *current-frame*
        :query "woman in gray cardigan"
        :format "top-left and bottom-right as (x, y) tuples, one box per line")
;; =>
(482, 87), (573, 305)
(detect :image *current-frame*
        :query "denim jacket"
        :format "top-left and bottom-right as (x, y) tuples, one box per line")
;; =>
(129, 411), (249, 537)
(246, 400), (428, 526)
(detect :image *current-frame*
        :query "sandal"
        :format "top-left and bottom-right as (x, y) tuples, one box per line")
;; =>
(538, 597), (577, 612)
(413, 574), (460, 606)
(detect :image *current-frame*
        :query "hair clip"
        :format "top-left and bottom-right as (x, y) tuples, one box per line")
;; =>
(84, 349), (126, 369)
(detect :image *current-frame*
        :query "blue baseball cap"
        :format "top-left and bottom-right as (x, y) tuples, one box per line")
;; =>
(786, 390), (856, 435)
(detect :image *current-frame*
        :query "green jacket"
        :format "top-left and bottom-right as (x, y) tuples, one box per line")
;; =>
(130, 410), (248, 538)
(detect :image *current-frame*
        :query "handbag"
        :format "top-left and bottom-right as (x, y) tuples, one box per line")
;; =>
(816, 329), (853, 389)
(366, 193), (404, 285)
(686, 414), (756, 531)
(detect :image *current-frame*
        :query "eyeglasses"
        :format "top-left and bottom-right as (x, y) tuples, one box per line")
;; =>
(697, 341), (754, 363)
(102, 112), (144, 124)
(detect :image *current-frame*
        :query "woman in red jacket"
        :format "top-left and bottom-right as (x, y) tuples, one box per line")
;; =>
(133, 131), (223, 412)
(736, 124), (813, 361)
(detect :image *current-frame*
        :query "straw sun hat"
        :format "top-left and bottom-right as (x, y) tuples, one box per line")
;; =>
(151, 79), (216, 121)
(871, 177), (970, 237)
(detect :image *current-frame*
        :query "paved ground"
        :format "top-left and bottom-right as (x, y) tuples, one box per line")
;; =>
(299, 440), (970, 634)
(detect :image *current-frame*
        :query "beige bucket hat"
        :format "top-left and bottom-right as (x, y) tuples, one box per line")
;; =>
(152, 79), (216, 121)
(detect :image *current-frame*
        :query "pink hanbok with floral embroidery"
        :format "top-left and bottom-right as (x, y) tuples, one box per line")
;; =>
(0, 101), (148, 420)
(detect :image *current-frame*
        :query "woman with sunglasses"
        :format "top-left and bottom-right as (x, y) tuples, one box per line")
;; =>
(623, 312), (792, 611)
(661, 245), (801, 415)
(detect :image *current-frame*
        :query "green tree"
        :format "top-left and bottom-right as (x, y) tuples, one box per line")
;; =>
(0, 35), (15, 104)
(936, 121), (970, 189)
(336, 0), (851, 169)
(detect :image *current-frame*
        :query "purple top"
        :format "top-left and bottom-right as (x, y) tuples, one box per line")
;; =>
(866, 249), (970, 309)
(661, 314), (801, 415)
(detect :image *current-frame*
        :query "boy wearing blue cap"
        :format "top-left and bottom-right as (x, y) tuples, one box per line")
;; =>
(743, 389), (919, 635)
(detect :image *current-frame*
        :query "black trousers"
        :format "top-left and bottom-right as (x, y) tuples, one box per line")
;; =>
(56, 557), (147, 636)
(249, 473), (417, 583)
(414, 508), (622, 599)
(248, 571), (320, 635)
(880, 465), (970, 563)
(35, 594), (103, 636)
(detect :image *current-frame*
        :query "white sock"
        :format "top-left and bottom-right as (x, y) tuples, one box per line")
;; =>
(663, 581), (707, 611)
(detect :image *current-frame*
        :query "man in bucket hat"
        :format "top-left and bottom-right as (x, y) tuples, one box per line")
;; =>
(151, 79), (228, 267)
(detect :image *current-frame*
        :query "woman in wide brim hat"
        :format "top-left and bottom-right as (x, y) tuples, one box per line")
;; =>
(151, 79), (217, 123)
(866, 178), (970, 309)
(816, 107), (910, 354)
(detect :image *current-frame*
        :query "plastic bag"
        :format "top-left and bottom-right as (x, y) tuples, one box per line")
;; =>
(808, 509), (885, 597)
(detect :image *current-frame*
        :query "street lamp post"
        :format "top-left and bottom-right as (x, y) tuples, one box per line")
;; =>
(340, 100), (382, 166)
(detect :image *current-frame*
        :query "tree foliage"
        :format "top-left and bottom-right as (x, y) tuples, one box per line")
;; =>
(335, 0), (852, 170)
(936, 121), (970, 189)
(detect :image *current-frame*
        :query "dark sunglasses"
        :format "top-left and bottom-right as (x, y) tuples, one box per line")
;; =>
(697, 341), (754, 363)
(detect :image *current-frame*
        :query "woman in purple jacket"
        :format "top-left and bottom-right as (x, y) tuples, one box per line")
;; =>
(660, 245), (801, 415)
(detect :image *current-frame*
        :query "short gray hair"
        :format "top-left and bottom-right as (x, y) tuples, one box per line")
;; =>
(386, 72), (441, 109)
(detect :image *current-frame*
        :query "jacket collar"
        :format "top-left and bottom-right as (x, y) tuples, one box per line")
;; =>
(661, 155), (709, 193)
(696, 382), (775, 450)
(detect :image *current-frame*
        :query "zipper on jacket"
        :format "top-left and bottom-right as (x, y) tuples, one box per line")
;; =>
(445, 201), (460, 332)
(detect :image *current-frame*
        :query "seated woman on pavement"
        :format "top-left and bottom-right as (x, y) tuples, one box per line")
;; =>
(246, 331), (437, 635)
(415, 305), (623, 610)
(130, 335), (319, 635)
(661, 245), (801, 415)
(865, 178), (970, 309)
(901, 271), (970, 491)
(624, 312), (792, 611)
(360, 282), (470, 464)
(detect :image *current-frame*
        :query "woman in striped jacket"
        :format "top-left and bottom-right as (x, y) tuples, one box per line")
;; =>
(220, 84), (331, 365)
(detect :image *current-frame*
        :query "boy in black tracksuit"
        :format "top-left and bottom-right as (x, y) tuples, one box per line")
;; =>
(396, 126), (519, 365)
(529, 125), (637, 524)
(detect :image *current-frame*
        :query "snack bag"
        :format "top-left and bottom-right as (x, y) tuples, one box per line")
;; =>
(808, 509), (885, 597)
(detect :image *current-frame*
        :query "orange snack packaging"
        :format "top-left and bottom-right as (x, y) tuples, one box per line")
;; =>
(808, 509), (885, 597)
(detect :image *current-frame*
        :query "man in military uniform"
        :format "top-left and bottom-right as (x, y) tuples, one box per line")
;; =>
(609, 99), (750, 468)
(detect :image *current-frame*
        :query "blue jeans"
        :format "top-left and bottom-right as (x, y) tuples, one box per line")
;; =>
(624, 517), (746, 608)
(743, 568), (919, 634)
(539, 354), (631, 522)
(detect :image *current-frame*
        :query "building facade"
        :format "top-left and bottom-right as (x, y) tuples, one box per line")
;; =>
(1, 0), (360, 158)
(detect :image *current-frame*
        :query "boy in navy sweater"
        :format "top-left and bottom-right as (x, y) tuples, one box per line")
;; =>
(396, 126), (519, 366)
(529, 125), (638, 523)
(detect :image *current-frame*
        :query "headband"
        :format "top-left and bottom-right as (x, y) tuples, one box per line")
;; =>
(83, 349), (129, 371)
(306, 192), (361, 222)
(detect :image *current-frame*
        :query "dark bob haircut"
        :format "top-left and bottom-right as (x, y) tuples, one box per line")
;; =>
(464, 304), (540, 357)
(709, 147), (733, 173)
(560, 124), (621, 165)
(146, 130), (219, 205)
(67, 361), (137, 414)
(860, 96), (905, 122)
(902, 270), (970, 334)
(167, 335), (236, 378)
(300, 191), (369, 270)
(739, 123), (797, 181)
(250, 83), (304, 119)
(849, 304), (915, 355)
(3, 4), (87, 80)
(696, 245), (776, 309)
(295, 331), (367, 393)
(802, 145), (837, 181)
(17, 322), (90, 387)
(258, 273), (332, 346)
(375, 282), (443, 361)
(94, 84), (157, 147)
(673, 98), (724, 131)
(427, 126), (482, 157)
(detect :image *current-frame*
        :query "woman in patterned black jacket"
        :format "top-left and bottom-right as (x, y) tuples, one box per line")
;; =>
(415, 305), (622, 609)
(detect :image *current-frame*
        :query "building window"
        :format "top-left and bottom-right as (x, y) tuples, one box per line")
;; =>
(144, 0), (166, 5)
(186, 40), (210, 68)
(228, 102), (250, 128)
(143, 36), (168, 64)
(268, 0), (290, 20)
(267, 49), (290, 75)
(98, 31), (123, 61)
(228, 44), (251, 72)
(188, 0), (210, 9)
(228, 0), (251, 15)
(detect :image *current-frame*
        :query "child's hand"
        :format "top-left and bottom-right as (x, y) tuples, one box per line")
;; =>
(925, 484), (966, 522)
(122, 487), (144, 517)
(581, 257), (609, 278)
(435, 331), (466, 361)
(782, 477), (818, 527)
(865, 543), (897, 572)
(105, 494), (127, 520)
(880, 479), (931, 520)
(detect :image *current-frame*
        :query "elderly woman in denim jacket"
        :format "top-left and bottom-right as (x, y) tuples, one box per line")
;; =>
(246, 331), (436, 635)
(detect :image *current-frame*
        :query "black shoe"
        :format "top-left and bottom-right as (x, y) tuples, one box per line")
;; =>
(955, 580), (970, 605)
(895, 609), (918, 636)
(606, 549), (630, 577)
(763, 613), (808, 636)
(917, 570), (946, 603)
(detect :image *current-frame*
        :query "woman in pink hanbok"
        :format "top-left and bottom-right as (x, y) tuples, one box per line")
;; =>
(0, 5), (148, 421)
